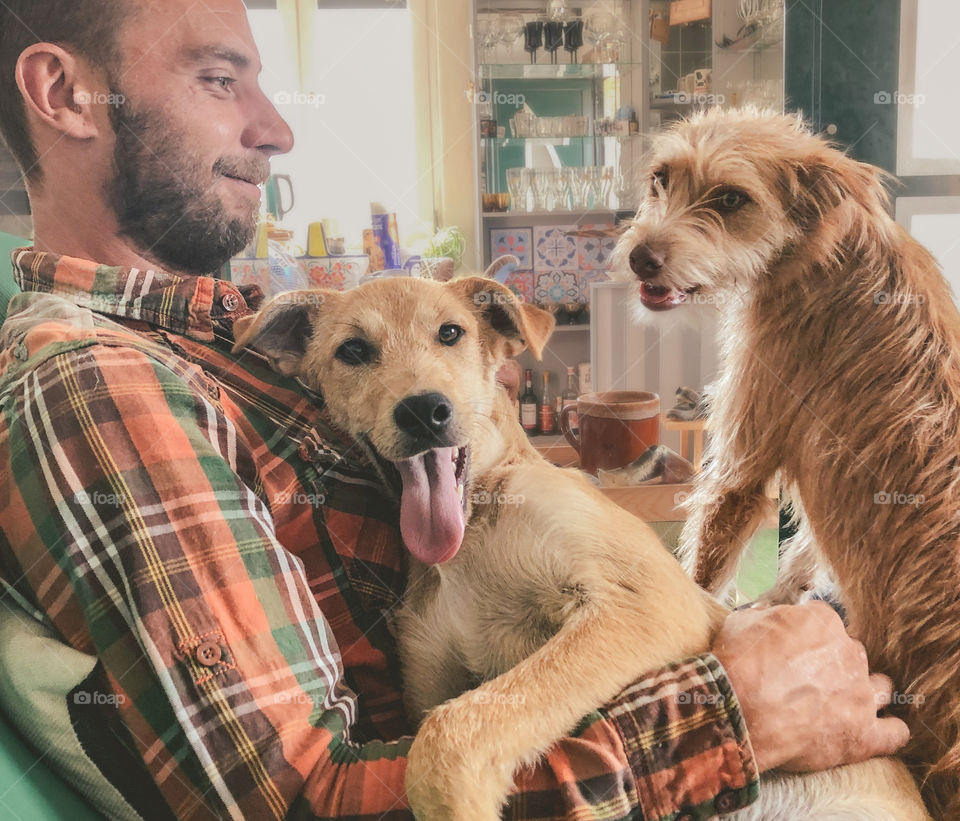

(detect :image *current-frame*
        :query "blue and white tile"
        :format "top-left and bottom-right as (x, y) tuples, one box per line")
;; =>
(577, 224), (617, 271)
(533, 225), (578, 272)
(489, 227), (533, 269)
(535, 270), (581, 305)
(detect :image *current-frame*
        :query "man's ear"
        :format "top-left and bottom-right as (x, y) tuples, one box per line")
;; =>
(449, 277), (555, 361)
(232, 290), (331, 375)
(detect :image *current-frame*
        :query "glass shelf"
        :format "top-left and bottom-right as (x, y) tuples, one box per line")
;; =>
(477, 62), (643, 80)
(481, 135), (642, 146)
(482, 208), (631, 219)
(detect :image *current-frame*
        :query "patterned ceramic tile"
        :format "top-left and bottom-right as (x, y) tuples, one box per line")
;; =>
(533, 225), (578, 272)
(503, 270), (535, 305)
(578, 269), (611, 303)
(577, 224), (617, 271)
(535, 270), (581, 305)
(490, 227), (533, 269)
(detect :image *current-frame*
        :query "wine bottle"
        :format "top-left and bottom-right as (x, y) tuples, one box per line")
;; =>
(539, 370), (556, 434)
(561, 366), (579, 430)
(519, 369), (538, 434)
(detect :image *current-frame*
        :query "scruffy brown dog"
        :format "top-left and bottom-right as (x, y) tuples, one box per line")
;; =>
(613, 107), (960, 818)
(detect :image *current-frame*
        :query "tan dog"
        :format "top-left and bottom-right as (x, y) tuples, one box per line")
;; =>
(613, 107), (956, 818)
(234, 275), (929, 820)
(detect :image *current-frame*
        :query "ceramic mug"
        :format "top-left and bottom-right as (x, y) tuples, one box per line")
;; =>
(559, 391), (660, 475)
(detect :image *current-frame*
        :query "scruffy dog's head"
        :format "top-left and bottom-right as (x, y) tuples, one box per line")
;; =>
(234, 276), (553, 565)
(612, 107), (892, 313)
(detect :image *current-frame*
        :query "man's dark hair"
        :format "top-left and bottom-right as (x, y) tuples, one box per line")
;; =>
(0, 0), (130, 183)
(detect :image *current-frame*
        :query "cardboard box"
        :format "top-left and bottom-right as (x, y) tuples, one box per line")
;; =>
(670, 0), (711, 25)
(650, 13), (670, 44)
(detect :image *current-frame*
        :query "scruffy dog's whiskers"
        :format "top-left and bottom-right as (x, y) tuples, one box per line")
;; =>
(613, 107), (960, 819)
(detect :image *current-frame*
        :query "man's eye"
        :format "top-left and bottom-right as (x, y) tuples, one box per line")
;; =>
(204, 76), (236, 90)
(438, 324), (465, 346)
(335, 338), (374, 365)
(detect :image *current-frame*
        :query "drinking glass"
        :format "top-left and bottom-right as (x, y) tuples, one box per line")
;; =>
(531, 168), (551, 212)
(524, 20), (544, 64)
(550, 168), (570, 211)
(477, 17), (500, 64)
(600, 166), (615, 209)
(497, 13), (525, 63)
(585, 12), (616, 63)
(514, 110), (534, 137)
(506, 168), (527, 212)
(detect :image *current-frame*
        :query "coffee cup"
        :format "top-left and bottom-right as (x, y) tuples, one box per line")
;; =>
(559, 391), (660, 475)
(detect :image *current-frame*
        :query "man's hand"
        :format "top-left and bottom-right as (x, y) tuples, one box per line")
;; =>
(712, 602), (910, 773)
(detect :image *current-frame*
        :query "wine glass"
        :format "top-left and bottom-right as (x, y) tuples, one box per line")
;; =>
(563, 18), (584, 63)
(550, 168), (570, 212)
(496, 13), (525, 63)
(524, 20), (544, 64)
(600, 166), (615, 209)
(506, 168), (526, 212)
(477, 17), (500, 64)
(530, 168), (551, 212)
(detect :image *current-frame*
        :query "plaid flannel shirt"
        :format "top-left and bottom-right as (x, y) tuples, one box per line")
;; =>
(0, 248), (759, 820)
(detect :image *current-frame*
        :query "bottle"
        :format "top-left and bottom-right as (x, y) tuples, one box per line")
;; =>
(519, 369), (538, 434)
(561, 366), (579, 430)
(539, 370), (556, 434)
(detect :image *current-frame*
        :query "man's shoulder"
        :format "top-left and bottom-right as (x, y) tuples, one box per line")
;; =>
(0, 291), (199, 392)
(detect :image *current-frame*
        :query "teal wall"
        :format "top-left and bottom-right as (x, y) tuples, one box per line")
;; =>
(785, 0), (901, 174)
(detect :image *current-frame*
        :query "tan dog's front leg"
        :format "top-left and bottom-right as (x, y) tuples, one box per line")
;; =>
(679, 480), (772, 596)
(405, 595), (713, 820)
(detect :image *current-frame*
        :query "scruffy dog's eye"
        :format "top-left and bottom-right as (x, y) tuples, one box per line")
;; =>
(651, 168), (669, 195)
(712, 188), (750, 212)
(438, 324), (465, 346)
(335, 338), (374, 365)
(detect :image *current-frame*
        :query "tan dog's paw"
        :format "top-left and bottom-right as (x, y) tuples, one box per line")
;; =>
(406, 702), (514, 821)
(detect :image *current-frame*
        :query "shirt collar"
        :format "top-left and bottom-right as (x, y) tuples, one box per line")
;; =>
(11, 248), (264, 341)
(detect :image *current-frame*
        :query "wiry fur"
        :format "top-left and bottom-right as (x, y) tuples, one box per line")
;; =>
(614, 107), (957, 818)
(236, 273), (929, 820)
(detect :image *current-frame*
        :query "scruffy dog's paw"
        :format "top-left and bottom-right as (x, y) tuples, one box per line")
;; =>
(406, 701), (514, 821)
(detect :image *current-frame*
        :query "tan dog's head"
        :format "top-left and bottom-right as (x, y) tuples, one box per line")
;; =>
(234, 276), (553, 565)
(612, 107), (892, 314)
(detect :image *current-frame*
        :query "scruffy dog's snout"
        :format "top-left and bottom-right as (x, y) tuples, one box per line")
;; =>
(394, 392), (455, 445)
(629, 242), (664, 279)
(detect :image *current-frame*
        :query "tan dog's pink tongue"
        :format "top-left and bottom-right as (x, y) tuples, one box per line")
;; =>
(396, 447), (464, 565)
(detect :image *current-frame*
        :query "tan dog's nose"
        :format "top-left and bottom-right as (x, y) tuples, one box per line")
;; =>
(394, 392), (455, 447)
(629, 242), (665, 279)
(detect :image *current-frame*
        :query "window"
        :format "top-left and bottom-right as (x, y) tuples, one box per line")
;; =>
(247, 1), (428, 252)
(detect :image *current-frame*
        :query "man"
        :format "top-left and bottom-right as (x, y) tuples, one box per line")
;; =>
(0, 0), (909, 818)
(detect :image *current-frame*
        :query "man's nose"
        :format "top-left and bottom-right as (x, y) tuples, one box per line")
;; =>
(243, 89), (295, 157)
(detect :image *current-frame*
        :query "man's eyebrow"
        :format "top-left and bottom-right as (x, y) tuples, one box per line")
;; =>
(183, 44), (253, 70)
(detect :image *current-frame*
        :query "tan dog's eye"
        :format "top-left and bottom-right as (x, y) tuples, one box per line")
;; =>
(335, 337), (374, 366)
(712, 188), (750, 212)
(438, 324), (465, 346)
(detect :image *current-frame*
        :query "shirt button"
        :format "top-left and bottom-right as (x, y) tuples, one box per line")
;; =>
(715, 790), (740, 813)
(221, 293), (240, 312)
(195, 641), (223, 667)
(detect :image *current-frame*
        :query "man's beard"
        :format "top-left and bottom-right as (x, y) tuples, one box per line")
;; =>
(105, 94), (268, 276)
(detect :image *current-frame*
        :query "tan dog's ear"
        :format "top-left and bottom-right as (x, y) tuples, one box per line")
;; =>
(232, 290), (332, 375)
(450, 276), (555, 361)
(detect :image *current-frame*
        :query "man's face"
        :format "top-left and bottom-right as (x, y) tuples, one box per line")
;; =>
(103, 0), (293, 274)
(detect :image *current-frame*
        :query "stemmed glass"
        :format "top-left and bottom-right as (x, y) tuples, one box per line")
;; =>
(585, 12), (616, 63)
(506, 168), (527, 212)
(550, 168), (570, 212)
(530, 169), (551, 212)
(477, 17), (500, 64)
(497, 14), (525, 63)
(564, 18), (584, 63)
(524, 20), (544, 64)
(600, 166), (615, 209)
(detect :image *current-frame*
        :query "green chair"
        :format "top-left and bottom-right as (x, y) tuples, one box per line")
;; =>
(0, 231), (105, 819)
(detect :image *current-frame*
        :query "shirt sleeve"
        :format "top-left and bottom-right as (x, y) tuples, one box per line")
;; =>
(0, 342), (758, 821)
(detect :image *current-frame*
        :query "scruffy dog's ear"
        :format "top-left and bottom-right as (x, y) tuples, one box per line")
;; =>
(232, 290), (331, 375)
(450, 276), (555, 361)
(785, 146), (891, 229)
